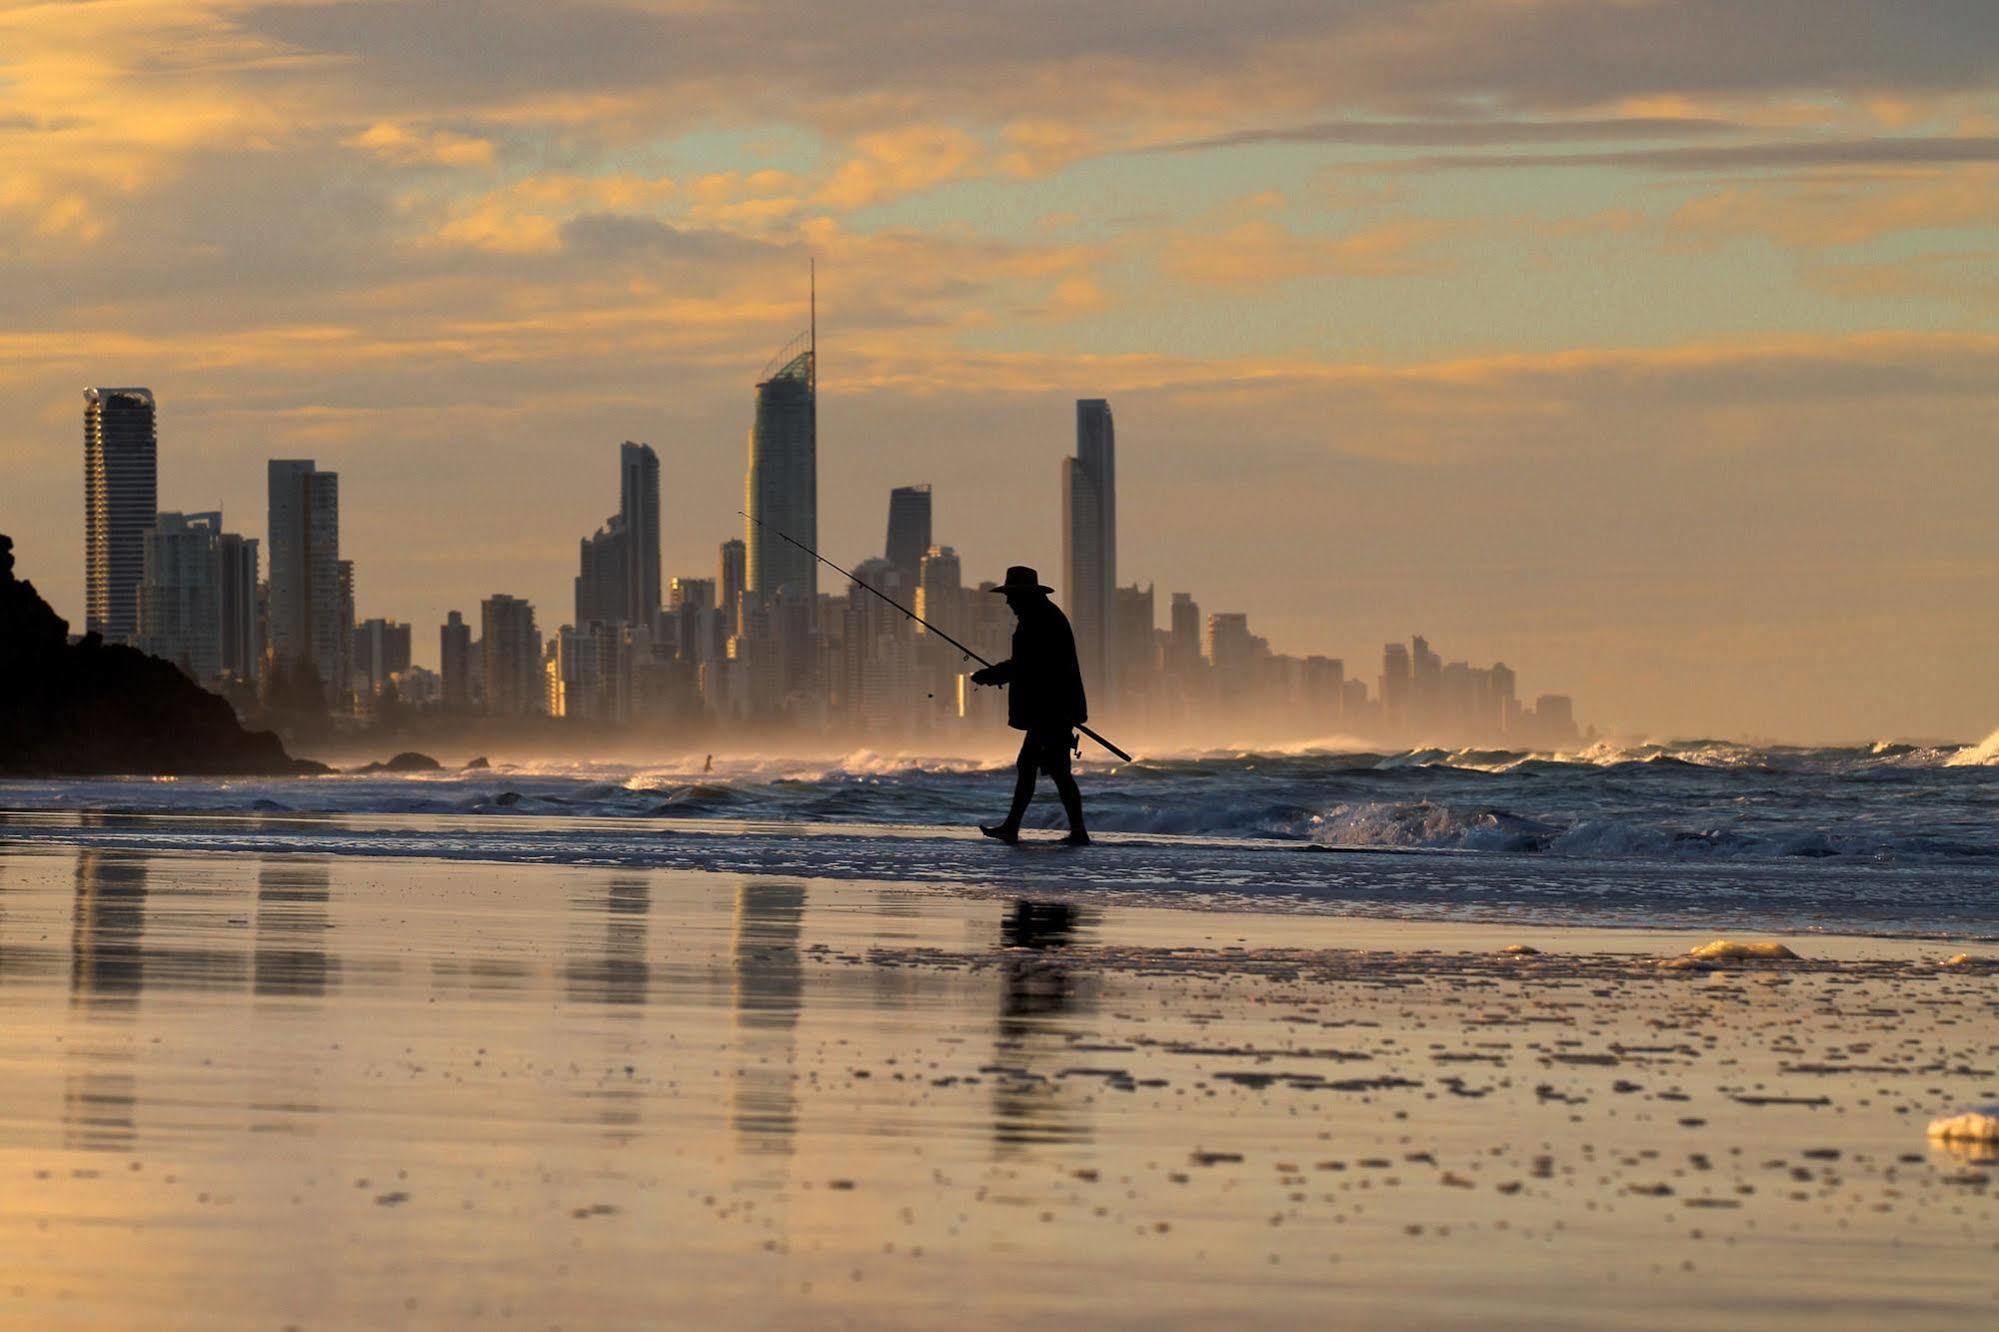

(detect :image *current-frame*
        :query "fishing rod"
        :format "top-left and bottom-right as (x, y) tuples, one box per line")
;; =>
(739, 511), (1135, 762)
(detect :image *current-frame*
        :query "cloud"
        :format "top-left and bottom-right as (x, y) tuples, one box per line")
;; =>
(1386, 135), (1999, 173)
(232, 0), (1999, 126)
(345, 122), (496, 167)
(1155, 116), (1746, 153)
(558, 213), (778, 262)
(1161, 219), (1455, 287)
(1672, 168), (1999, 247)
(813, 125), (986, 209)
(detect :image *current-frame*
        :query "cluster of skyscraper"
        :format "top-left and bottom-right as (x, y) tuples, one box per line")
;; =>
(80, 307), (1581, 748)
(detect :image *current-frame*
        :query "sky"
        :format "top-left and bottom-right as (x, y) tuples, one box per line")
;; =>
(2, 0), (1997, 742)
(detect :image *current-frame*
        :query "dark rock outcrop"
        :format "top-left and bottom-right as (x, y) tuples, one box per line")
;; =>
(0, 534), (322, 776)
(353, 751), (443, 774)
(463, 755), (491, 770)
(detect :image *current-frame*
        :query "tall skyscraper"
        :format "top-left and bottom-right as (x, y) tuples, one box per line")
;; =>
(137, 511), (222, 681)
(83, 387), (159, 644)
(914, 545), (964, 642)
(440, 610), (472, 708)
(745, 273), (816, 613)
(718, 538), (746, 631)
(620, 442), (661, 625)
(1168, 592), (1202, 673)
(1112, 582), (1156, 688)
(885, 485), (932, 590)
(215, 530), (259, 686)
(353, 618), (412, 697)
(481, 595), (541, 717)
(1062, 398), (1116, 699)
(668, 576), (714, 611)
(575, 517), (627, 628)
(335, 559), (356, 700)
(266, 460), (343, 697)
(1380, 642), (1412, 729)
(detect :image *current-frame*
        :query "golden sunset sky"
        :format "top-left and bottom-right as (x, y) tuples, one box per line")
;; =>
(3, 0), (1996, 739)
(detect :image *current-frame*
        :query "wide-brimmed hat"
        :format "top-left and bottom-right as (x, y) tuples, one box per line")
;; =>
(990, 565), (1053, 595)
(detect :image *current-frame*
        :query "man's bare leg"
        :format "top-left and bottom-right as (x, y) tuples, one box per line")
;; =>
(1050, 745), (1088, 845)
(982, 742), (1038, 843)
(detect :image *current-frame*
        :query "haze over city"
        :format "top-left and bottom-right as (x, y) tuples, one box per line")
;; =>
(5, 1), (1998, 741)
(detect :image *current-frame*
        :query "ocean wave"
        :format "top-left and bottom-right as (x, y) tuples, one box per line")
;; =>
(1945, 727), (1999, 768)
(5, 734), (1998, 867)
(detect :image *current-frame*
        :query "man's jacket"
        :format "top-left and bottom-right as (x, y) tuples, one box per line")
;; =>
(983, 599), (1088, 732)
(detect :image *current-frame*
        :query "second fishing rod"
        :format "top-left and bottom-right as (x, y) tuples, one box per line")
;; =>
(740, 512), (1136, 763)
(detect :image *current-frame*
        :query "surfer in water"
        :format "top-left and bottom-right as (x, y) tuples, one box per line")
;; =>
(971, 566), (1090, 846)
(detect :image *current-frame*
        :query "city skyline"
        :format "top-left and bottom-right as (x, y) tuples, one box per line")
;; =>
(5, 3), (1998, 739)
(61, 367), (1586, 748)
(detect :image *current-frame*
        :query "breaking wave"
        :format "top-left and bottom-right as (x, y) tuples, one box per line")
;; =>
(4, 733), (1998, 868)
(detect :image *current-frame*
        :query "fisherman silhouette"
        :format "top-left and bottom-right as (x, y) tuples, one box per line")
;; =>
(970, 566), (1090, 846)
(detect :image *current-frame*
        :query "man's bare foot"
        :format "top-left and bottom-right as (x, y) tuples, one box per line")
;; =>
(1060, 830), (1091, 847)
(981, 824), (1020, 844)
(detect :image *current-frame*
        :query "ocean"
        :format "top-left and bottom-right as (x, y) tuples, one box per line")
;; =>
(5, 734), (1996, 940)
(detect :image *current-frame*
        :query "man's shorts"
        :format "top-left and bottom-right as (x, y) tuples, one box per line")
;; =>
(1019, 728), (1076, 774)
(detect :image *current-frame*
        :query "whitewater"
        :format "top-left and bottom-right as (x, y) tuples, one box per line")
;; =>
(4, 735), (1996, 938)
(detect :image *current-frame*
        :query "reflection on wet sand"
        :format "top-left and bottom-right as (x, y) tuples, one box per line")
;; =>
(69, 849), (148, 1010)
(12, 845), (1998, 1330)
(564, 875), (654, 1143)
(564, 875), (652, 1007)
(731, 880), (804, 1159)
(254, 861), (335, 998)
(64, 851), (147, 1151)
(992, 901), (1093, 1154)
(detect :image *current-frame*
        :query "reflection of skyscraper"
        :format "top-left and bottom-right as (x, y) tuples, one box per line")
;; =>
(565, 877), (651, 1008)
(885, 485), (932, 590)
(66, 850), (150, 1152)
(84, 387), (159, 644)
(267, 459), (342, 696)
(70, 850), (149, 1009)
(730, 881), (804, 1157)
(1062, 398), (1116, 699)
(744, 277), (816, 613)
(254, 862), (334, 998)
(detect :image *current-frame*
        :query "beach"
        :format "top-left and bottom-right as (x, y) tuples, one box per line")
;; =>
(2, 840), (1994, 1329)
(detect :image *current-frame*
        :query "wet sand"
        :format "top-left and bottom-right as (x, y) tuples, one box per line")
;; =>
(1, 843), (1994, 1329)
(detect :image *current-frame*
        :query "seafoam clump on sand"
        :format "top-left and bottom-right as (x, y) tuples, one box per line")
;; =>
(1927, 1105), (1999, 1143)
(1686, 940), (1800, 961)
(1656, 940), (1801, 971)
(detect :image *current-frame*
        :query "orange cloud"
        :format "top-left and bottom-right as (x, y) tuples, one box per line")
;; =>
(346, 123), (496, 167)
(1161, 218), (1456, 287)
(429, 172), (678, 252)
(814, 125), (985, 209)
(1672, 168), (1999, 248)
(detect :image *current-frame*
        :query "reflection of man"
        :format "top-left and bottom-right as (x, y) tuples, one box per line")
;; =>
(970, 566), (1090, 846)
